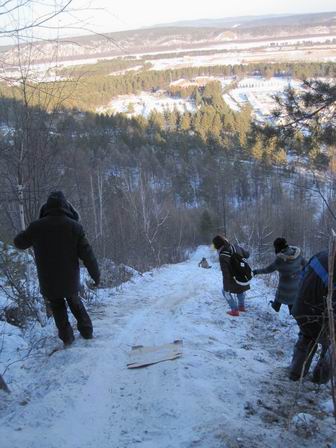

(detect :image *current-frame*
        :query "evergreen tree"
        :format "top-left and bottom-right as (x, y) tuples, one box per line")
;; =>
(194, 89), (203, 107)
(251, 138), (264, 160)
(272, 79), (336, 146)
(180, 112), (191, 132)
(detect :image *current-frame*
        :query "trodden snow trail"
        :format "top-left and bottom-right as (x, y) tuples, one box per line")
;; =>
(0, 247), (334, 448)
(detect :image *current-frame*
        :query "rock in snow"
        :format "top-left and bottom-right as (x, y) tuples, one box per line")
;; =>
(291, 413), (319, 437)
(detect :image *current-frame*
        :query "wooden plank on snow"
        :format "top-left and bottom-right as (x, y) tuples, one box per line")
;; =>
(127, 339), (183, 369)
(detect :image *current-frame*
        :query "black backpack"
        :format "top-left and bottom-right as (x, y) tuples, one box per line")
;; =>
(230, 246), (252, 286)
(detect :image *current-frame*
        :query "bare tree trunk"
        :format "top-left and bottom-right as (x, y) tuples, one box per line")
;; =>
(90, 174), (98, 238)
(97, 171), (104, 257)
(221, 181), (227, 235)
(17, 183), (26, 231)
(98, 172), (103, 239)
(217, 164), (227, 236)
(18, 143), (26, 231)
(327, 229), (336, 419)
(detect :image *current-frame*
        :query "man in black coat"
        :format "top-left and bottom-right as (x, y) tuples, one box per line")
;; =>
(289, 250), (333, 384)
(14, 191), (100, 346)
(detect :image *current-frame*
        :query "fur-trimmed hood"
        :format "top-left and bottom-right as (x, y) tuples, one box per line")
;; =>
(277, 246), (301, 262)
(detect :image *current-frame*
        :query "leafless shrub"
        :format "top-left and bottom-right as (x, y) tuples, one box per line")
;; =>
(0, 244), (45, 327)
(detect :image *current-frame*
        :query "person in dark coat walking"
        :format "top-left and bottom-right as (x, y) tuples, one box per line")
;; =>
(14, 191), (100, 346)
(213, 235), (250, 317)
(289, 251), (332, 384)
(253, 238), (305, 313)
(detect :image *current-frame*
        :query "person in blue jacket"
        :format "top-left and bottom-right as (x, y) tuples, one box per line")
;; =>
(289, 250), (332, 384)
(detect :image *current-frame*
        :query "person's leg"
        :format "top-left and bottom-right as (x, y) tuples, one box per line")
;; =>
(222, 289), (239, 316)
(43, 296), (53, 318)
(312, 337), (331, 384)
(270, 291), (282, 312)
(289, 332), (317, 381)
(49, 299), (74, 345)
(66, 295), (93, 339)
(237, 292), (246, 312)
(288, 304), (293, 314)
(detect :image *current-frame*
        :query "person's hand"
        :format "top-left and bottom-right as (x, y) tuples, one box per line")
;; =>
(86, 280), (99, 290)
(252, 270), (258, 276)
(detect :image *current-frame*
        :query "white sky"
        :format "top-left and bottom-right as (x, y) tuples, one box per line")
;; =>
(67, 0), (336, 33)
(0, 0), (335, 45)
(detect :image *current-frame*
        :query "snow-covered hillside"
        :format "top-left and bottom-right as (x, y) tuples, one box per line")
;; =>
(0, 247), (333, 448)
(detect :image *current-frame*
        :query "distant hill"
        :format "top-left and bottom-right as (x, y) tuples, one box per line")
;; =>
(150, 11), (336, 29)
(1, 11), (336, 65)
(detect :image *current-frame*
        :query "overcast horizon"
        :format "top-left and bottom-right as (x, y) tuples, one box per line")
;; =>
(58, 2), (336, 38)
(84, 1), (336, 30)
(0, 0), (335, 47)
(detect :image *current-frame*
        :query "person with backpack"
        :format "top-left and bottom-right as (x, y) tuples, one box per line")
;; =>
(14, 191), (100, 346)
(212, 235), (252, 317)
(289, 250), (333, 384)
(253, 238), (305, 314)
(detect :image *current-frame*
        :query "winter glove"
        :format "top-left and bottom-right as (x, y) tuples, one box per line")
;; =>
(86, 280), (99, 290)
(252, 269), (258, 276)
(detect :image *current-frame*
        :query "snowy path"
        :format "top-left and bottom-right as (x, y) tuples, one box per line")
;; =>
(0, 248), (334, 448)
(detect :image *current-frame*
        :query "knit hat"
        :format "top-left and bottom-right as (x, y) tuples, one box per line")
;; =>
(212, 235), (230, 250)
(273, 237), (288, 254)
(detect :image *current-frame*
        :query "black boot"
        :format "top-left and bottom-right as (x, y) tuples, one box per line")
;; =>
(49, 298), (75, 345)
(312, 345), (331, 384)
(270, 300), (281, 312)
(63, 334), (75, 347)
(67, 295), (93, 339)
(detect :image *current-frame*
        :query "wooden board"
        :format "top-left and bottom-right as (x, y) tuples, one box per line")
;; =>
(127, 340), (183, 369)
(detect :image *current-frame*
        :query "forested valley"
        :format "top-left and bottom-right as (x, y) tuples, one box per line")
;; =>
(0, 61), (335, 277)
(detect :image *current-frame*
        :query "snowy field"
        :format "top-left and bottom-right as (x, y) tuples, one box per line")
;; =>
(170, 76), (235, 88)
(0, 247), (334, 448)
(147, 46), (336, 71)
(223, 77), (303, 119)
(97, 76), (303, 122)
(97, 92), (196, 117)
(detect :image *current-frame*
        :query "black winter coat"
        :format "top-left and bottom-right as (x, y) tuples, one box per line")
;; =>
(14, 206), (100, 299)
(254, 246), (305, 305)
(292, 251), (335, 340)
(219, 244), (250, 294)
